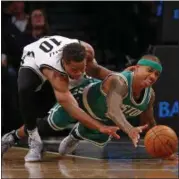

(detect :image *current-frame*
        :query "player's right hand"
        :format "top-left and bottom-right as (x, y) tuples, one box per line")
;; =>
(128, 124), (148, 147)
(99, 125), (120, 139)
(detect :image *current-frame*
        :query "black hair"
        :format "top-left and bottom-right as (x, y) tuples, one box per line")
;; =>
(62, 43), (86, 63)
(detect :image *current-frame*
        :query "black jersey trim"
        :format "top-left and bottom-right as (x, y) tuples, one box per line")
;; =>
(40, 64), (67, 76)
(19, 66), (44, 83)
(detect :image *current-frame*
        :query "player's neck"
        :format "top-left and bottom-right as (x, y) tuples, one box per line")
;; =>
(132, 77), (143, 97)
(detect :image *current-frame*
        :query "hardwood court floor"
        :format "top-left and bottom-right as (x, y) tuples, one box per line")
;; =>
(2, 147), (178, 178)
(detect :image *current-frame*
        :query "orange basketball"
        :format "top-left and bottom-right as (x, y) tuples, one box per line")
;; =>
(144, 125), (178, 158)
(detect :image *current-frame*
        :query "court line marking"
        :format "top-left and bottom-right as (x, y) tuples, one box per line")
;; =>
(13, 147), (103, 161)
(43, 139), (146, 148)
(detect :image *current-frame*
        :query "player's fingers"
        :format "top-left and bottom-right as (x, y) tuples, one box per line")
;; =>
(111, 132), (120, 139)
(109, 126), (120, 132)
(113, 126), (120, 131)
(133, 134), (140, 147)
(139, 124), (148, 132)
(132, 139), (137, 148)
(142, 124), (148, 130)
(104, 127), (120, 139)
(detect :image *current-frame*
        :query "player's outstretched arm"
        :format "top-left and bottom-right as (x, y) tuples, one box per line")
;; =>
(42, 68), (120, 139)
(104, 75), (148, 147)
(139, 89), (157, 130)
(80, 41), (112, 80)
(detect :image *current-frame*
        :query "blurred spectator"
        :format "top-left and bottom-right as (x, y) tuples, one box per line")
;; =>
(2, 7), (50, 71)
(11, 1), (29, 32)
(2, 2), (28, 71)
(2, 1), (28, 32)
(22, 8), (51, 45)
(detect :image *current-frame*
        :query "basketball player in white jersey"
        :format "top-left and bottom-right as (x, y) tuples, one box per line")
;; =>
(3, 35), (123, 162)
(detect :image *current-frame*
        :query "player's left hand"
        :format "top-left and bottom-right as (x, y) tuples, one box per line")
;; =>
(99, 125), (120, 139)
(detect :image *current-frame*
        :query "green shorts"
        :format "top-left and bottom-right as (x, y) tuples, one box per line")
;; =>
(71, 123), (111, 147)
(47, 78), (100, 131)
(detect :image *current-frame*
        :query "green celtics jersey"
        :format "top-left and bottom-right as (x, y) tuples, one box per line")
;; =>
(83, 71), (152, 122)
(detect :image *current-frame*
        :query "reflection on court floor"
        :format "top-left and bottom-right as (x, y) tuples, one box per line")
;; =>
(2, 138), (178, 178)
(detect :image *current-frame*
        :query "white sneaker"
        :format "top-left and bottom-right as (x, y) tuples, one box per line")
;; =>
(2, 130), (16, 156)
(58, 135), (79, 155)
(24, 137), (43, 162)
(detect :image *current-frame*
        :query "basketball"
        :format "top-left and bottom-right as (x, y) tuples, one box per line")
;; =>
(144, 125), (178, 158)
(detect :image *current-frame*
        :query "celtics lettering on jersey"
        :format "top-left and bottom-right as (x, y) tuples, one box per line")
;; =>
(121, 104), (142, 117)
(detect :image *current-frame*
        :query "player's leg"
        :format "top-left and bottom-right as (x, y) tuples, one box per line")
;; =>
(58, 122), (111, 155)
(18, 67), (45, 162)
(2, 77), (99, 157)
(1, 82), (56, 157)
(58, 123), (82, 155)
(2, 102), (78, 157)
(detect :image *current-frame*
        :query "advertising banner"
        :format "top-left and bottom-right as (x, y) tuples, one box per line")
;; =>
(153, 45), (179, 136)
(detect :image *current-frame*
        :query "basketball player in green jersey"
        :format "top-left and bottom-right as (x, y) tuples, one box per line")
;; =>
(2, 55), (161, 156)
(56, 55), (161, 154)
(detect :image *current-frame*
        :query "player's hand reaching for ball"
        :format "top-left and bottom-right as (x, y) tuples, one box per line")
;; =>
(99, 125), (120, 139)
(128, 124), (148, 147)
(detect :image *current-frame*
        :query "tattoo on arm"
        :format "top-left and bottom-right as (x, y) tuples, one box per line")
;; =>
(140, 89), (157, 128)
(106, 76), (134, 135)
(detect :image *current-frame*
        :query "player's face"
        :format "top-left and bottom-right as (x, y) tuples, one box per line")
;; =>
(64, 60), (86, 80)
(135, 65), (160, 88)
(31, 10), (45, 27)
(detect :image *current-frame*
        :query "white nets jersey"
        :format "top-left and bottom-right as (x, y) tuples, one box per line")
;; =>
(21, 35), (87, 90)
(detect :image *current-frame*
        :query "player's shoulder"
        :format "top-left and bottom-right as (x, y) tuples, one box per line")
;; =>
(111, 72), (129, 86)
(104, 73), (128, 88)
